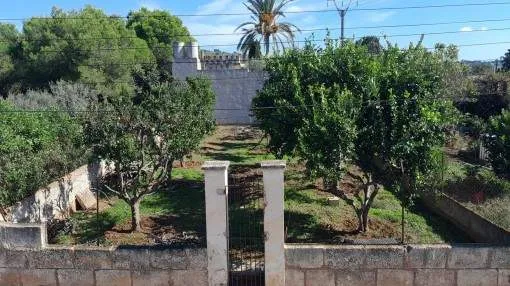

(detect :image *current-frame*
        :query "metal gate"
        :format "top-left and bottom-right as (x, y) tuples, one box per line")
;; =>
(227, 167), (265, 286)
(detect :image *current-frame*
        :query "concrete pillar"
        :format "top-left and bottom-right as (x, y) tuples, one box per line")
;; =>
(261, 160), (286, 286)
(202, 161), (230, 286)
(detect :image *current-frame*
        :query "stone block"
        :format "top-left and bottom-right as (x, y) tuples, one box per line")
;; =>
(19, 269), (57, 286)
(406, 245), (450, 268)
(75, 189), (97, 210)
(285, 269), (304, 286)
(336, 270), (375, 286)
(305, 269), (335, 286)
(415, 269), (455, 286)
(0, 268), (20, 286)
(150, 249), (188, 270)
(133, 270), (171, 286)
(95, 270), (132, 286)
(111, 247), (150, 270)
(0, 223), (47, 249)
(324, 246), (365, 269)
(74, 248), (112, 270)
(187, 248), (207, 270)
(27, 248), (74, 269)
(499, 269), (510, 286)
(0, 249), (28, 268)
(285, 246), (323, 269)
(376, 269), (413, 286)
(169, 270), (207, 286)
(457, 270), (498, 286)
(447, 246), (490, 269)
(365, 246), (404, 269)
(491, 247), (510, 268)
(57, 269), (94, 286)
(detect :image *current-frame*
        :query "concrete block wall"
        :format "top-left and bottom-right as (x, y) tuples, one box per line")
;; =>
(286, 244), (510, 286)
(0, 246), (207, 286)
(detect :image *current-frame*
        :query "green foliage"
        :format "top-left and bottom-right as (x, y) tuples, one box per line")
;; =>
(503, 49), (510, 72)
(0, 23), (19, 96)
(355, 36), (383, 54)
(127, 8), (194, 79)
(253, 42), (374, 157)
(297, 86), (357, 183)
(254, 41), (456, 232)
(236, 0), (300, 56)
(4, 6), (154, 94)
(0, 100), (86, 208)
(84, 77), (215, 231)
(485, 109), (510, 177)
(8, 80), (96, 116)
(456, 73), (509, 120)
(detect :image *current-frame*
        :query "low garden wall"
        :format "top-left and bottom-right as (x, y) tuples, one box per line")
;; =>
(286, 244), (510, 286)
(0, 246), (207, 286)
(0, 223), (46, 249)
(423, 193), (510, 244)
(6, 162), (105, 223)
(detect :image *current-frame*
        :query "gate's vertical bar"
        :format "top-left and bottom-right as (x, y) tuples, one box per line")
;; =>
(261, 160), (286, 286)
(203, 161), (230, 286)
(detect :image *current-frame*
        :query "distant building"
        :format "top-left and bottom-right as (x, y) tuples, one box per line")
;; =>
(172, 42), (266, 125)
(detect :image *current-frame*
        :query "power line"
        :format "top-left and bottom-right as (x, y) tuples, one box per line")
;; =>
(0, 2), (509, 21)
(1, 17), (510, 45)
(5, 27), (510, 54)
(0, 94), (502, 114)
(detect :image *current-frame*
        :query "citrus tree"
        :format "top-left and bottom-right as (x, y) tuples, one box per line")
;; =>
(84, 78), (215, 231)
(253, 41), (455, 232)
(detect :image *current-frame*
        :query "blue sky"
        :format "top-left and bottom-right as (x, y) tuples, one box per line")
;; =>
(0, 0), (509, 60)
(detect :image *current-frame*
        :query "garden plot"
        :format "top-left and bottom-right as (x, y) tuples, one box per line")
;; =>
(52, 126), (469, 245)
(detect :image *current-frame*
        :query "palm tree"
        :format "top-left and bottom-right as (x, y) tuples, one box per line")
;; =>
(236, 0), (300, 58)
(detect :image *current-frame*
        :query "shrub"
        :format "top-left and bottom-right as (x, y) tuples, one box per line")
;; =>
(8, 80), (96, 116)
(485, 109), (510, 177)
(0, 100), (87, 211)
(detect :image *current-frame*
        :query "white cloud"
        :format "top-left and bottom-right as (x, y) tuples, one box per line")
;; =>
(460, 26), (473, 32)
(480, 26), (488, 31)
(138, 0), (161, 11)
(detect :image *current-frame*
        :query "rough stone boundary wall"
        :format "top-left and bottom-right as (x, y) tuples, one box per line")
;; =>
(423, 194), (510, 244)
(7, 163), (105, 223)
(0, 246), (207, 286)
(286, 244), (510, 286)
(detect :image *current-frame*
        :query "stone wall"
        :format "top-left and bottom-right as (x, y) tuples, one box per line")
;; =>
(0, 246), (207, 286)
(423, 194), (510, 244)
(7, 163), (104, 223)
(172, 51), (266, 125)
(202, 69), (265, 125)
(286, 244), (510, 286)
(0, 223), (46, 249)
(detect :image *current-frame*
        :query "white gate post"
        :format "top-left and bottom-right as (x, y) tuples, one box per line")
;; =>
(261, 160), (286, 286)
(202, 161), (230, 286)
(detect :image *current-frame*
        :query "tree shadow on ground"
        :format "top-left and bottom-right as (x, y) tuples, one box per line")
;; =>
(408, 198), (473, 243)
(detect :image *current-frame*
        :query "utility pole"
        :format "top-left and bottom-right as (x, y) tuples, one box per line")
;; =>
(327, 0), (356, 44)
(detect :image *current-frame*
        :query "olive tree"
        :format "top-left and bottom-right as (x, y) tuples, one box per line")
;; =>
(84, 78), (215, 231)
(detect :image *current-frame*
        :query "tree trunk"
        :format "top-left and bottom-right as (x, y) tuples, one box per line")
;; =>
(130, 200), (142, 232)
(361, 208), (369, 232)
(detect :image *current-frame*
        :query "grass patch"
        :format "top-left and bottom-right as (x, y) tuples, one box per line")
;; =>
(442, 159), (510, 230)
(284, 167), (469, 244)
(54, 168), (205, 245)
